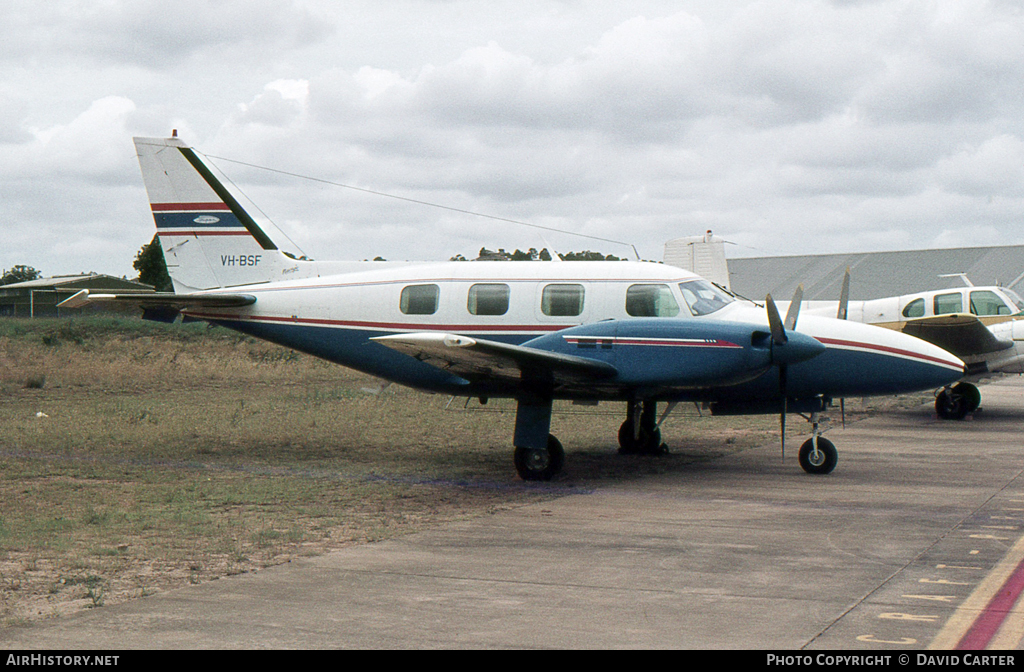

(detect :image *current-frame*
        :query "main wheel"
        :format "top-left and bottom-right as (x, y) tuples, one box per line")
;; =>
(936, 387), (969, 420)
(514, 435), (565, 481)
(798, 437), (837, 475)
(953, 382), (981, 413)
(618, 418), (664, 455)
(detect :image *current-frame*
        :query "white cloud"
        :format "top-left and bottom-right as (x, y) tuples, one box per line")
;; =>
(4, 0), (1024, 277)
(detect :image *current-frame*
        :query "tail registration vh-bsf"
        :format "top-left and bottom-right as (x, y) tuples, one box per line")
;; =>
(62, 136), (966, 480)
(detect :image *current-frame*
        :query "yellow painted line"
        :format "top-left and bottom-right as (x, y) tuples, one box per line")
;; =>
(929, 533), (1024, 649)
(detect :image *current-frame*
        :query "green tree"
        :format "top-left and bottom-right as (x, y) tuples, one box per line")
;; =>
(133, 235), (173, 292)
(559, 250), (621, 261)
(0, 265), (41, 285)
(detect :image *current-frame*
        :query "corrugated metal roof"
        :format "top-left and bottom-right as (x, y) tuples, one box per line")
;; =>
(726, 245), (1024, 301)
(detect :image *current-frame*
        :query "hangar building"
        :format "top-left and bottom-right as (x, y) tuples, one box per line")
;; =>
(665, 236), (1024, 303)
(0, 274), (154, 318)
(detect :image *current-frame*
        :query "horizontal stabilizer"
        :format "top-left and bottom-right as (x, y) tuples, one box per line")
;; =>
(57, 289), (256, 311)
(371, 332), (617, 387)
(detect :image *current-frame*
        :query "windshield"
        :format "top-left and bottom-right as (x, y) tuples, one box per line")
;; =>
(1002, 288), (1024, 313)
(678, 279), (734, 316)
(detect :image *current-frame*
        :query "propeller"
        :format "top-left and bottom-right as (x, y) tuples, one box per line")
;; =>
(766, 285), (805, 461)
(837, 267), (850, 320)
(837, 267), (850, 427)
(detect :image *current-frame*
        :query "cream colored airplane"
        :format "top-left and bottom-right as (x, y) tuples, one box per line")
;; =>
(804, 274), (1024, 419)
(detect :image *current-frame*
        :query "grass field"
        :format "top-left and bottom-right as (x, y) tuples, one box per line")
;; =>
(0, 316), (846, 624)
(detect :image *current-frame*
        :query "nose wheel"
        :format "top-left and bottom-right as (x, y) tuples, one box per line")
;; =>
(798, 437), (837, 474)
(791, 411), (837, 474)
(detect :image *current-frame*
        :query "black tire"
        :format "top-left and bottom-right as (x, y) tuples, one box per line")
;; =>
(514, 435), (565, 481)
(617, 418), (663, 455)
(953, 382), (981, 413)
(798, 437), (837, 475)
(936, 387), (969, 420)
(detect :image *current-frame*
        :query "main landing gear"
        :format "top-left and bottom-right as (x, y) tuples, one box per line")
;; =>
(935, 382), (981, 420)
(618, 400), (669, 455)
(512, 397), (670, 481)
(514, 436), (564, 482)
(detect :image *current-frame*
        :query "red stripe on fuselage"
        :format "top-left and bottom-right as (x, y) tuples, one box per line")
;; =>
(156, 231), (253, 236)
(565, 337), (741, 348)
(817, 336), (963, 370)
(186, 311), (564, 333)
(151, 203), (231, 212)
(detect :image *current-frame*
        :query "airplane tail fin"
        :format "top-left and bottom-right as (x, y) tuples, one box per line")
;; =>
(134, 135), (301, 292)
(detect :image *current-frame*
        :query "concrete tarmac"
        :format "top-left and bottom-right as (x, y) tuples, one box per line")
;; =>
(4, 379), (1024, 649)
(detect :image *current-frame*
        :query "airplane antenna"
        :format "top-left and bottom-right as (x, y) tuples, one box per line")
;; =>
(201, 152), (641, 258)
(200, 153), (311, 259)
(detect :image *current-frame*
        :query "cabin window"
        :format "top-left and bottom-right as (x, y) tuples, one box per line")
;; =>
(400, 284), (439, 315)
(934, 292), (963, 315)
(626, 284), (680, 317)
(678, 279), (733, 316)
(902, 298), (925, 318)
(970, 290), (1012, 316)
(541, 284), (584, 317)
(468, 283), (510, 316)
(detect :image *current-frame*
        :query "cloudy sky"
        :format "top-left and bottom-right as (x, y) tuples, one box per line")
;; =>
(3, 0), (1024, 279)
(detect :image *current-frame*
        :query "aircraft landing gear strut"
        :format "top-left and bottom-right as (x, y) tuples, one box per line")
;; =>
(797, 412), (837, 474)
(618, 400), (668, 455)
(513, 393), (564, 481)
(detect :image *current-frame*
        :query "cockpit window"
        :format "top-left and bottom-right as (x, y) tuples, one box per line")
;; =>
(677, 279), (734, 316)
(970, 290), (1013, 316)
(626, 284), (680, 317)
(1003, 289), (1024, 313)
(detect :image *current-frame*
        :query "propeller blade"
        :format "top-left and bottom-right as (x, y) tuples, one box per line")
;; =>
(784, 284), (803, 331)
(780, 374), (788, 461)
(837, 268), (850, 320)
(780, 401), (786, 461)
(765, 294), (787, 345)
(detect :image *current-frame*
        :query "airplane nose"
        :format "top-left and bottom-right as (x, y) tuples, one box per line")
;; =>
(860, 328), (965, 392)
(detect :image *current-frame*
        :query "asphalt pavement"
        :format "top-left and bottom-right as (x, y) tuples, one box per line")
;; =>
(5, 378), (1024, 649)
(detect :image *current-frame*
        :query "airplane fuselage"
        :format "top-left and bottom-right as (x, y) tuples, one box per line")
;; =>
(184, 260), (963, 410)
(805, 285), (1024, 376)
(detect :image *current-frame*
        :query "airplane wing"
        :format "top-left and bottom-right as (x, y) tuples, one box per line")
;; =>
(57, 289), (256, 319)
(899, 313), (1012, 357)
(370, 332), (617, 387)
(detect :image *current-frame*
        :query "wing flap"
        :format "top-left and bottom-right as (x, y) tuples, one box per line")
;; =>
(371, 332), (617, 386)
(900, 313), (1012, 357)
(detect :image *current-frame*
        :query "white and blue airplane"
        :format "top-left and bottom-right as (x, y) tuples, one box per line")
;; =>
(62, 135), (965, 480)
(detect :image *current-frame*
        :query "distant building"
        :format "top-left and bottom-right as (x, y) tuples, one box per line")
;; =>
(725, 245), (1024, 302)
(0, 274), (154, 318)
(663, 231), (731, 289)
